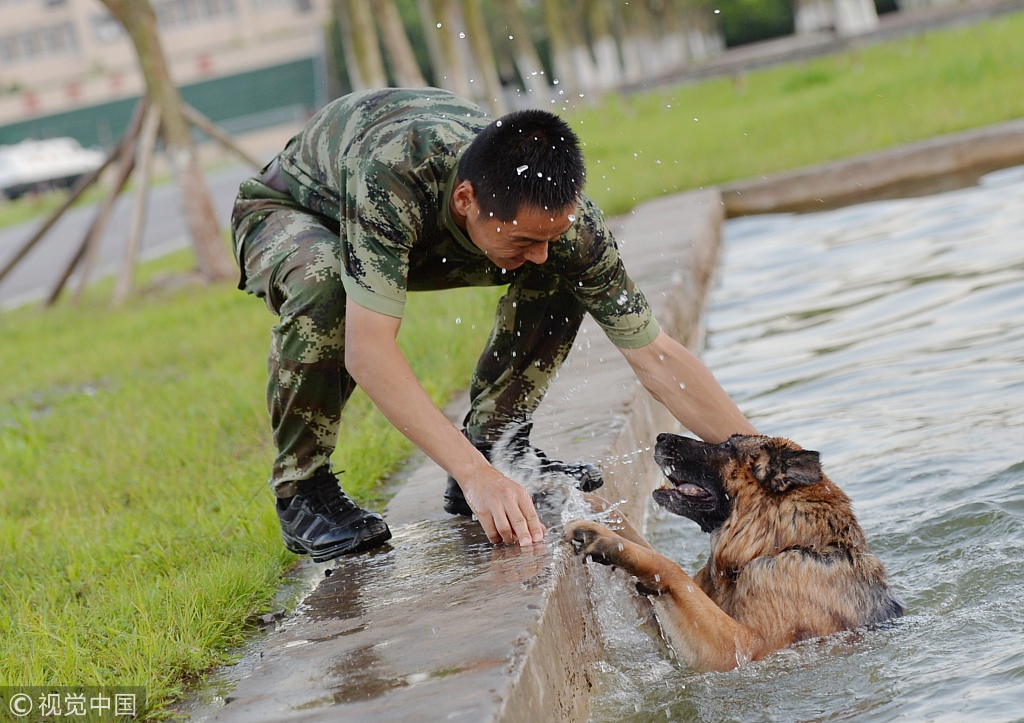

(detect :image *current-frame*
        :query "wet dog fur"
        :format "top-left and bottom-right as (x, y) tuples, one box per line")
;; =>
(564, 433), (903, 672)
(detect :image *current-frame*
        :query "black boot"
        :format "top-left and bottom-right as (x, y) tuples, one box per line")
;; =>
(443, 426), (603, 516)
(277, 470), (391, 562)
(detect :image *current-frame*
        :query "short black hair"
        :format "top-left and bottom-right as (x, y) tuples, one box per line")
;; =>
(458, 109), (585, 222)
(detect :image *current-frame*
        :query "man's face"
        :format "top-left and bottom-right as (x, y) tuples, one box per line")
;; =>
(453, 181), (576, 271)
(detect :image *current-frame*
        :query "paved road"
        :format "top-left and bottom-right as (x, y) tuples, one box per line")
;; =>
(0, 163), (253, 309)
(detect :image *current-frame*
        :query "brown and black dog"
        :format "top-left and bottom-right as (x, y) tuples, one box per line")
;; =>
(563, 433), (903, 672)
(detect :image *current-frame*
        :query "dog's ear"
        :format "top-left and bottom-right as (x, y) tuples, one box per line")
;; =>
(772, 449), (822, 492)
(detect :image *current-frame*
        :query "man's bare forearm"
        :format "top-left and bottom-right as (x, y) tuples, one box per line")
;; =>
(620, 331), (757, 443)
(344, 299), (545, 545)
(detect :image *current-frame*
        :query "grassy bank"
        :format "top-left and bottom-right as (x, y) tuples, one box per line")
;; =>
(576, 12), (1024, 215)
(2, 11), (1022, 718)
(0, 256), (501, 716)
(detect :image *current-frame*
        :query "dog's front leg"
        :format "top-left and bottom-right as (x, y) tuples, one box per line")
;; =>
(563, 519), (769, 672)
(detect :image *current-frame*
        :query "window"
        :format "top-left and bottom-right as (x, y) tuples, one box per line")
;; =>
(152, 0), (237, 29)
(92, 13), (124, 43)
(0, 22), (80, 66)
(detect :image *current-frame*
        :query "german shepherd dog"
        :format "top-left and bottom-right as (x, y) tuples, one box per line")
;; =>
(563, 433), (903, 672)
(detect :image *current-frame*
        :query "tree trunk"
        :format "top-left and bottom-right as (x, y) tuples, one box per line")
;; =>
(586, 0), (621, 92)
(333, 0), (365, 90)
(656, 0), (690, 73)
(422, 0), (474, 98)
(539, 0), (579, 95)
(563, 0), (597, 97)
(344, 0), (389, 87)
(461, 0), (507, 116)
(617, 0), (645, 84)
(374, 0), (427, 87)
(621, 0), (662, 79)
(682, 3), (724, 63)
(99, 0), (234, 283)
(495, 0), (550, 102)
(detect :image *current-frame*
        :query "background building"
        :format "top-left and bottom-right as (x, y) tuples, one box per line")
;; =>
(0, 0), (329, 146)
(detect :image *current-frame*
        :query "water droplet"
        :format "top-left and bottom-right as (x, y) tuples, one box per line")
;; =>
(617, 543), (624, 551)
(459, 32), (465, 38)
(496, 120), (502, 127)
(654, 573), (661, 583)
(436, 22), (442, 28)
(508, 35), (513, 40)
(455, 316), (462, 325)
(567, 214), (576, 223)
(517, 164), (529, 175)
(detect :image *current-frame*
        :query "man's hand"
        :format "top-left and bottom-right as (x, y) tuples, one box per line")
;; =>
(457, 466), (546, 546)
(345, 299), (546, 547)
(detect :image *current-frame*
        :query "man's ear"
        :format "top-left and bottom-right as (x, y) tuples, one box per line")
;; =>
(451, 180), (477, 216)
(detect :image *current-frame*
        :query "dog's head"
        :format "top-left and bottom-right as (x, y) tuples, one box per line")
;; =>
(652, 433), (823, 533)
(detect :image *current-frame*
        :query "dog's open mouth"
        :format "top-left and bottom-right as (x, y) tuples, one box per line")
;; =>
(673, 482), (710, 498)
(657, 478), (715, 502)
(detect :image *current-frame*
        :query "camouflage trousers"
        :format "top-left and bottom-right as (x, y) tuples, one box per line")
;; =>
(236, 207), (585, 497)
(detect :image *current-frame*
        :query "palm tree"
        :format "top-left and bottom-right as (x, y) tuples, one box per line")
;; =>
(419, 0), (474, 98)
(374, 0), (427, 87)
(338, 0), (389, 89)
(495, 0), (550, 103)
(539, 0), (579, 95)
(586, 0), (621, 91)
(461, 0), (507, 115)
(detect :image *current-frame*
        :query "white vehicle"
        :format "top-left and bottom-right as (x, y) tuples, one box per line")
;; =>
(0, 137), (106, 200)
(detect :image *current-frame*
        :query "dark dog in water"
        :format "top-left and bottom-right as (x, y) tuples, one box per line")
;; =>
(564, 433), (903, 672)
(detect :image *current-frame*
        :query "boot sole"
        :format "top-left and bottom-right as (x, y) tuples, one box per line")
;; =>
(281, 521), (392, 563)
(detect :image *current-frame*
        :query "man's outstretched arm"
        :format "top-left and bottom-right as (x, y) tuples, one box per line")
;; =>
(344, 298), (546, 546)
(619, 331), (758, 443)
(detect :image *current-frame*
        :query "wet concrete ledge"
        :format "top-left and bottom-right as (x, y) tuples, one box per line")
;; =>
(207, 189), (723, 722)
(720, 116), (1024, 216)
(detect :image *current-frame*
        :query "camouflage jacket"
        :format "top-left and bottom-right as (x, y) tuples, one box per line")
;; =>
(232, 87), (660, 349)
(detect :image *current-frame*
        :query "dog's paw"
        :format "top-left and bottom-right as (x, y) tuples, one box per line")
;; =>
(563, 519), (619, 564)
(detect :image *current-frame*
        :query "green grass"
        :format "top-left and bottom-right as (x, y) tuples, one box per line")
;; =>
(0, 250), (500, 716)
(573, 14), (1024, 215)
(2, 11), (1023, 718)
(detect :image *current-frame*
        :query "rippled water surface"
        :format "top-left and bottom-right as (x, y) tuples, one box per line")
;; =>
(589, 168), (1024, 722)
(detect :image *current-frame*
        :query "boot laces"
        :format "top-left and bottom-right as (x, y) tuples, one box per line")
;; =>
(308, 473), (358, 517)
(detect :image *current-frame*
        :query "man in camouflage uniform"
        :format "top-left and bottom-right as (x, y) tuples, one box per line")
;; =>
(231, 88), (755, 562)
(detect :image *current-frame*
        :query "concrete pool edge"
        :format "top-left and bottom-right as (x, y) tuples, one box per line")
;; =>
(720, 116), (1024, 215)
